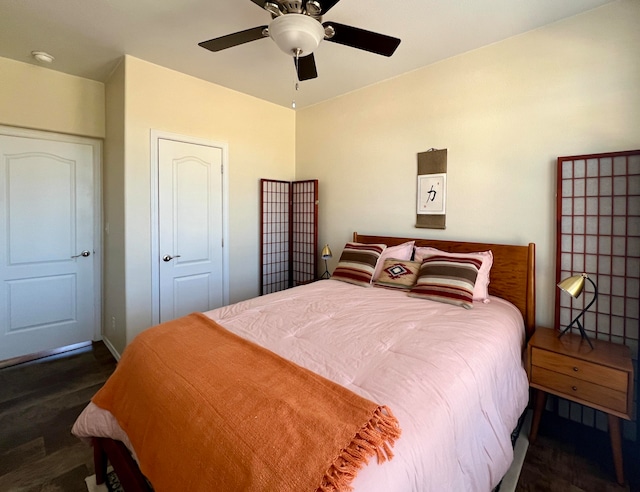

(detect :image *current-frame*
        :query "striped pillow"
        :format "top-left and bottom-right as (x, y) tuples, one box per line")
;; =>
(332, 242), (386, 287)
(414, 247), (493, 302)
(408, 255), (482, 309)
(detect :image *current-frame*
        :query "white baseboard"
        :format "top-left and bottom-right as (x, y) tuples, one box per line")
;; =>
(101, 335), (121, 361)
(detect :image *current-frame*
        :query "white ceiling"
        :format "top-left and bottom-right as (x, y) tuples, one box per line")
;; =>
(0, 0), (615, 109)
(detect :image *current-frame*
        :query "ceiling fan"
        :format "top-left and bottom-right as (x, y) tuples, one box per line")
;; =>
(198, 0), (401, 81)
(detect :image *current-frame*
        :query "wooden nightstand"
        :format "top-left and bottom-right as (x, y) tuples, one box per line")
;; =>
(526, 327), (634, 485)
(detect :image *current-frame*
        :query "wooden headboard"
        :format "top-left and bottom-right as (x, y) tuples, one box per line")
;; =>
(354, 233), (536, 339)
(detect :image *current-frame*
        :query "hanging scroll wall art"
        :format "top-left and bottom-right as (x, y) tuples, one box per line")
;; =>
(416, 148), (447, 229)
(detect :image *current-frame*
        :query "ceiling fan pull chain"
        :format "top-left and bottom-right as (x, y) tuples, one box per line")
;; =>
(292, 49), (301, 108)
(295, 49), (300, 89)
(295, 48), (301, 75)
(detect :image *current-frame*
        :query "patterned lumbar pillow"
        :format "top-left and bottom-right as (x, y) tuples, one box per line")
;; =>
(408, 255), (482, 309)
(332, 242), (386, 287)
(373, 259), (421, 290)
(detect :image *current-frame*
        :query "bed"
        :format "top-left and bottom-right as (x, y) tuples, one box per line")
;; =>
(73, 232), (536, 492)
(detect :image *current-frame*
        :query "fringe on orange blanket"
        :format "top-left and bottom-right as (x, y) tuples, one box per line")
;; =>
(318, 405), (402, 492)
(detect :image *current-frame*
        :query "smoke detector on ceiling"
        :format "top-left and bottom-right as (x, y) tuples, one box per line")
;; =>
(31, 51), (55, 63)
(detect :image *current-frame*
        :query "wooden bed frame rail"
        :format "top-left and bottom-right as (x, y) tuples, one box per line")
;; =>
(93, 437), (152, 491)
(92, 437), (153, 492)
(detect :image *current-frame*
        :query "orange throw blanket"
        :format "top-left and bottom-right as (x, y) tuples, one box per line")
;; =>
(92, 313), (401, 492)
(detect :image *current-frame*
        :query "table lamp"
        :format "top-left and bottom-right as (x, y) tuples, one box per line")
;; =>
(320, 244), (332, 279)
(557, 273), (597, 348)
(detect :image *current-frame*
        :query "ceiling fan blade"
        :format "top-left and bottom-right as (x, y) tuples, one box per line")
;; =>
(316, 0), (342, 14)
(199, 26), (268, 52)
(322, 22), (401, 56)
(249, 0), (268, 9)
(295, 53), (318, 81)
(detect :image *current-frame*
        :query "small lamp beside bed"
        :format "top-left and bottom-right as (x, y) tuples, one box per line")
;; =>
(321, 244), (332, 279)
(557, 272), (597, 349)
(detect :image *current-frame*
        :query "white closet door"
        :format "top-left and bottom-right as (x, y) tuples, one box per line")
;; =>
(0, 134), (97, 361)
(158, 138), (224, 323)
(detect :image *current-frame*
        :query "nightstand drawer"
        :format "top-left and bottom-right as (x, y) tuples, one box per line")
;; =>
(531, 347), (628, 393)
(531, 366), (628, 414)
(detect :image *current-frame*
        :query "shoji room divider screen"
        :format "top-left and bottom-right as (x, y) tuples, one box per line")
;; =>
(555, 149), (639, 440)
(260, 179), (318, 295)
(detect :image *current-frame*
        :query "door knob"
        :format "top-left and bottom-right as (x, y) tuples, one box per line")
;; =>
(162, 254), (181, 262)
(71, 250), (91, 258)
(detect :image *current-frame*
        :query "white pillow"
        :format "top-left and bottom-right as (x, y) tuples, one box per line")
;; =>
(372, 241), (415, 281)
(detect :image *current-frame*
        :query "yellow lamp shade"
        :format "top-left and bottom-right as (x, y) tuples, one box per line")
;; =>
(557, 273), (587, 298)
(321, 244), (332, 260)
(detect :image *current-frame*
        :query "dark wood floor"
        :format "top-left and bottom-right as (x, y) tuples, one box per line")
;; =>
(0, 342), (638, 491)
(517, 412), (639, 492)
(0, 342), (117, 492)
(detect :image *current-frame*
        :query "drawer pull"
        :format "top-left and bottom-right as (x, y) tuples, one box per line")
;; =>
(573, 367), (579, 372)
(572, 386), (578, 391)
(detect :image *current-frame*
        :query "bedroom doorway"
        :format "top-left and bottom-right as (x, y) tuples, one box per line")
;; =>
(0, 127), (101, 362)
(151, 131), (229, 325)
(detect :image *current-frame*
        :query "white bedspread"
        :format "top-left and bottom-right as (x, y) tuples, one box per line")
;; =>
(205, 280), (529, 491)
(74, 279), (529, 491)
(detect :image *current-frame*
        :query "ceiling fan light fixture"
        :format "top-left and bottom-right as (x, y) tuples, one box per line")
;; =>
(264, 2), (283, 17)
(269, 13), (324, 57)
(305, 0), (322, 16)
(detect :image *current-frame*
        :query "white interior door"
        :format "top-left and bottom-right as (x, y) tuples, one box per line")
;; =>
(158, 138), (225, 323)
(0, 132), (98, 361)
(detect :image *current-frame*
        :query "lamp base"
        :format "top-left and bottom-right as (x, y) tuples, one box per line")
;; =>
(320, 259), (331, 279)
(558, 317), (594, 349)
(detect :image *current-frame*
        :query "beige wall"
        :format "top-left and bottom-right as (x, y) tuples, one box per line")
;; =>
(0, 57), (104, 138)
(102, 60), (127, 354)
(296, 0), (640, 328)
(121, 56), (296, 344)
